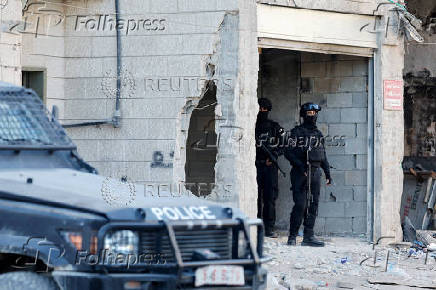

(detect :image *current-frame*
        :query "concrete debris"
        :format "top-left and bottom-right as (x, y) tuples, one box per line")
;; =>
(368, 272), (436, 288)
(289, 279), (318, 290)
(293, 263), (304, 270)
(264, 235), (436, 290)
(336, 281), (355, 289)
(312, 268), (330, 274)
(267, 274), (288, 290)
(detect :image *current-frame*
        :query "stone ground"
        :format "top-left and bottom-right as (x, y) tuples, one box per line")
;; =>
(264, 234), (436, 290)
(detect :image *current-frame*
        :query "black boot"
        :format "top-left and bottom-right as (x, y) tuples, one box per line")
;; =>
(301, 235), (324, 247)
(287, 236), (296, 246)
(265, 229), (278, 238)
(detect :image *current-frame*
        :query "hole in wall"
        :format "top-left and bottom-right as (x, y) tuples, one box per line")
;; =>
(184, 82), (218, 197)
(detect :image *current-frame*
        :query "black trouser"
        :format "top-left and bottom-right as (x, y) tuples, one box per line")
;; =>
(288, 166), (321, 238)
(256, 163), (278, 232)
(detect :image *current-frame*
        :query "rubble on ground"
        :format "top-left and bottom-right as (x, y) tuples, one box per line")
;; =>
(264, 235), (436, 290)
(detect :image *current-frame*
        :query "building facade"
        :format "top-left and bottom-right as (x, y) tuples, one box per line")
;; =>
(1, 0), (424, 243)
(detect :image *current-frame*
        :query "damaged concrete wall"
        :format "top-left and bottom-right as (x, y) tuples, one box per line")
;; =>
(404, 74), (436, 157)
(227, 0), (259, 217)
(184, 83), (217, 196)
(403, 0), (436, 158)
(405, 0), (436, 76)
(372, 15), (405, 243)
(19, 0), (259, 216)
(33, 0), (236, 187)
(0, 0), (22, 85)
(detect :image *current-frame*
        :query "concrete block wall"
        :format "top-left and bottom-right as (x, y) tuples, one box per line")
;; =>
(301, 53), (369, 235)
(21, 0), (238, 186)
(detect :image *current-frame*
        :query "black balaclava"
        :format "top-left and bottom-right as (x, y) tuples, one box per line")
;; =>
(257, 111), (269, 122)
(303, 113), (317, 127)
(257, 98), (272, 122)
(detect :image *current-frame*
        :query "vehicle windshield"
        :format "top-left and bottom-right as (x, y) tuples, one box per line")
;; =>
(0, 87), (75, 149)
(0, 102), (52, 145)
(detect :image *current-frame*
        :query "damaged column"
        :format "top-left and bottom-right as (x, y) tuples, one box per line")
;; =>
(372, 11), (405, 243)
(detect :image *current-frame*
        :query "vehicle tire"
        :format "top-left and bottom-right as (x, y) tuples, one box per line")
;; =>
(0, 271), (59, 290)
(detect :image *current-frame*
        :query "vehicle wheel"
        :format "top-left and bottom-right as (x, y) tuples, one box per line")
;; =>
(0, 271), (59, 290)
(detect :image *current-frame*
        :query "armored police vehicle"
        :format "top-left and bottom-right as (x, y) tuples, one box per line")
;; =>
(0, 82), (267, 290)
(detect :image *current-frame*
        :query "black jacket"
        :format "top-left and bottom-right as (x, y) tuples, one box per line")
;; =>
(284, 123), (331, 179)
(255, 117), (284, 162)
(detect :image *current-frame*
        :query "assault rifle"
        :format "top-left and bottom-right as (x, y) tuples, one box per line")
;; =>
(306, 145), (313, 217)
(260, 143), (286, 178)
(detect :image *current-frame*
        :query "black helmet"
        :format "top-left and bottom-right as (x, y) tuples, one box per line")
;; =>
(258, 98), (272, 111)
(300, 102), (321, 117)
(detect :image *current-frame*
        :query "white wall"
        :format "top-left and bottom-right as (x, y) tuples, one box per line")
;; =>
(0, 0), (21, 85)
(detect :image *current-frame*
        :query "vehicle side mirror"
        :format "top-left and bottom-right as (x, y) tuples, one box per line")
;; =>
(51, 105), (59, 121)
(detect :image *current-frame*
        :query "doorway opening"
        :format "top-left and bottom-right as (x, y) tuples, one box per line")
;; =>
(258, 48), (369, 235)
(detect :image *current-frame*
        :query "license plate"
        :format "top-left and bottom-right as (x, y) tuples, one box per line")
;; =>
(195, 265), (245, 287)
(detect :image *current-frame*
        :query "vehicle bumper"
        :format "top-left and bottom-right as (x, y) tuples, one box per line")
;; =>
(52, 267), (267, 290)
(54, 218), (268, 289)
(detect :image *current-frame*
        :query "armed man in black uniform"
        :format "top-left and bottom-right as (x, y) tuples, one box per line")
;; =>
(256, 98), (285, 238)
(284, 103), (332, 247)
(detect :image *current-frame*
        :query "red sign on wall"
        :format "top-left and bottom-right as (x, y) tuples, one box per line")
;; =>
(383, 80), (403, 111)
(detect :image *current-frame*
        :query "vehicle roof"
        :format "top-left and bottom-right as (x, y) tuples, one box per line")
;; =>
(0, 168), (220, 218)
